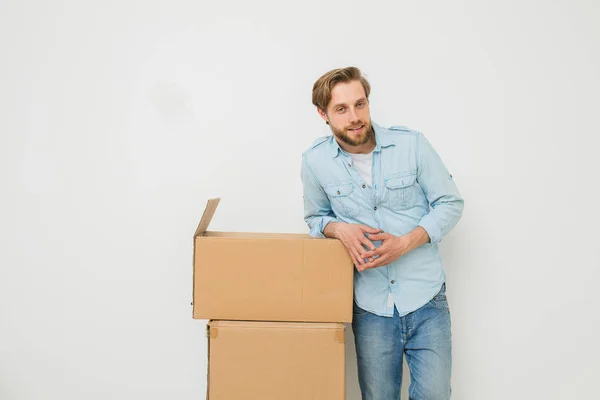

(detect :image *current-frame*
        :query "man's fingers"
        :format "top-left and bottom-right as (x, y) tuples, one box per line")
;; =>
(354, 244), (370, 264)
(363, 255), (387, 270)
(350, 254), (363, 271)
(362, 247), (383, 259)
(349, 250), (363, 269)
(350, 246), (366, 267)
(367, 232), (389, 241)
(360, 225), (382, 234)
(341, 238), (364, 269)
(359, 236), (376, 251)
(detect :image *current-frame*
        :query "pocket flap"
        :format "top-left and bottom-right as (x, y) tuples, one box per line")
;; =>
(324, 182), (354, 197)
(385, 173), (416, 189)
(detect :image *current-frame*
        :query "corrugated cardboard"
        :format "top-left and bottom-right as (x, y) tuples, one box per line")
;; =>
(193, 198), (353, 323)
(206, 320), (345, 400)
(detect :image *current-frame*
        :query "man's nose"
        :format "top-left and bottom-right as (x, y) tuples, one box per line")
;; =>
(348, 108), (359, 123)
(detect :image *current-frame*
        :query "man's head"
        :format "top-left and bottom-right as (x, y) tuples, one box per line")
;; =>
(312, 66), (374, 149)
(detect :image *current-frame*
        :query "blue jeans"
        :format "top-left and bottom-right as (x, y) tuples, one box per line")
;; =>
(351, 283), (452, 400)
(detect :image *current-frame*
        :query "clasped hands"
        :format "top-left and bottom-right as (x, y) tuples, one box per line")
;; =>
(325, 222), (429, 272)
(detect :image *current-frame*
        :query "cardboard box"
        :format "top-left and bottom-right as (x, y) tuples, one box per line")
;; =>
(206, 320), (345, 400)
(192, 198), (353, 323)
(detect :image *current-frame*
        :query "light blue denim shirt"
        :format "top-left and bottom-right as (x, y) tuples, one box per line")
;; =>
(301, 122), (464, 317)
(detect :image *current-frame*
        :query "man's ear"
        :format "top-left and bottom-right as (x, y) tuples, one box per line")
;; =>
(317, 108), (329, 125)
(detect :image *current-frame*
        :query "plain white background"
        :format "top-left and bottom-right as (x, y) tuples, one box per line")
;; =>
(1, 0), (599, 399)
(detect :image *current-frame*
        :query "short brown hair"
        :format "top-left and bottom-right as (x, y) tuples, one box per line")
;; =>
(312, 66), (371, 112)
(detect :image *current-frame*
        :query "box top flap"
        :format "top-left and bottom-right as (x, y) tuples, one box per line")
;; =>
(194, 198), (220, 237)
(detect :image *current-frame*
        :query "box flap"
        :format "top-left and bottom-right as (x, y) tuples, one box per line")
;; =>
(194, 198), (220, 237)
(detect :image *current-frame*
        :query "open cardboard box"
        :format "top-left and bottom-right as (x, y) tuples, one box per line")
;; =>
(192, 198), (354, 323)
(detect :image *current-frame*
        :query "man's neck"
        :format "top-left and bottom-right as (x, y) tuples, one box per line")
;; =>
(336, 136), (376, 155)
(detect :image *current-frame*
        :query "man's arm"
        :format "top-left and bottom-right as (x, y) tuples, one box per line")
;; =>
(415, 131), (464, 244)
(301, 154), (340, 239)
(301, 155), (380, 268)
(360, 132), (464, 270)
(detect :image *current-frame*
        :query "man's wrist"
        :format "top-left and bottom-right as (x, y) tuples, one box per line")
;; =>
(323, 221), (341, 239)
(408, 226), (430, 250)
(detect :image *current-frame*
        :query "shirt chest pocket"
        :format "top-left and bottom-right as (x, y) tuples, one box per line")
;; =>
(385, 172), (418, 211)
(324, 182), (358, 218)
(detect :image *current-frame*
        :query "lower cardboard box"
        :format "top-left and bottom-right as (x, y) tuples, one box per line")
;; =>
(206, 320), (345, 400)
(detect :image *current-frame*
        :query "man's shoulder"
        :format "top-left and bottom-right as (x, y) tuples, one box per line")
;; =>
(302, 135), (332, 156)
(386, 125), (419, 137)
(378, 124), (421, 146)
(388, 125), (412, 133)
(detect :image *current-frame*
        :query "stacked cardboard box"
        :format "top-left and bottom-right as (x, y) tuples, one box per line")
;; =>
(192, 198), (353, 400)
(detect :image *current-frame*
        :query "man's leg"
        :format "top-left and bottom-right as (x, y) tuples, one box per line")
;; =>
(404, 283), (453, 400)
(351, 301), (403, 400)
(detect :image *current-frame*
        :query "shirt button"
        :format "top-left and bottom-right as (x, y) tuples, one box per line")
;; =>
(374, 206), (377, 211)
(391, 280), (395, 284)
(362, 184), (366, 188)
(337, 190), (340, 195)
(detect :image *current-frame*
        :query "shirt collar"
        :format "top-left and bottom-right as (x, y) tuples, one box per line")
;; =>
(329, 121), (395, 158)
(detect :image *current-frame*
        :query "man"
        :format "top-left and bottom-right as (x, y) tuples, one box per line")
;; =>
(301, 66), (464, 400)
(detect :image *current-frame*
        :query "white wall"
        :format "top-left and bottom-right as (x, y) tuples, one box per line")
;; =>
(1, 0), (599, 399)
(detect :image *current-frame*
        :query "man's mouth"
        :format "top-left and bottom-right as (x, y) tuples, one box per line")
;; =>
(348, 125), (364, 132)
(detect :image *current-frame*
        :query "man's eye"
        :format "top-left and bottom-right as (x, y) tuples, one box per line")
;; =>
(337, 108), (345, 113)
(357, 102), (365, 108)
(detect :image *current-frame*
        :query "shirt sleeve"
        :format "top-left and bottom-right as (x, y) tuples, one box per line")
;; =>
(416, 132), (465, 244)
(301, 154), (340, 238)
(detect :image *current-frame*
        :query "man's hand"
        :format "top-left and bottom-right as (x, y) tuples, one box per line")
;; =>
(360, 226), (430, 271)
(324, 222), (381, 270)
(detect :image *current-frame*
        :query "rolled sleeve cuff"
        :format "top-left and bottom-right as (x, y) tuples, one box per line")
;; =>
(418, 214), (443, 244)
(309, 216), (340, 238)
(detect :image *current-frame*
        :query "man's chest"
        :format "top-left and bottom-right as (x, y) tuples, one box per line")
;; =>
(314, 147), (425, 218)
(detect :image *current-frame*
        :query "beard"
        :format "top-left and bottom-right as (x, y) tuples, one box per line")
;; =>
(331, 121), (374, 147)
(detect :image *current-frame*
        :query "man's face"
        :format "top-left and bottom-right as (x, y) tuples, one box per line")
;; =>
(320, 80), (373, 147)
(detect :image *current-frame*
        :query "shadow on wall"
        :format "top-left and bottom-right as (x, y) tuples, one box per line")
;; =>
(345, 324), (410, 399)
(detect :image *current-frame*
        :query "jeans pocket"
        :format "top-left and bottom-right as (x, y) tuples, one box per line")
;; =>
(431, 296), (449, 310)
(430, 283), (449, 309)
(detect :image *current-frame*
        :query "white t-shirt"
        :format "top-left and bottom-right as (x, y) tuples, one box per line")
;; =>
(350, 151), (373, 187)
